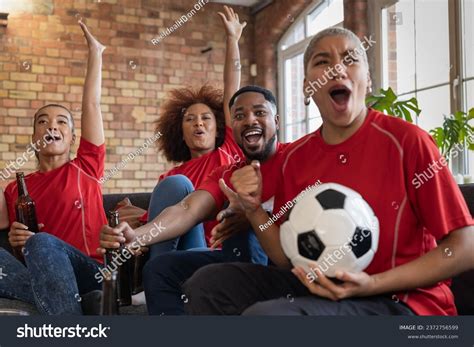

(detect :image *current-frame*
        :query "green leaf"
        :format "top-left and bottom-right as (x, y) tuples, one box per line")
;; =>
(366, 87), (419, 123)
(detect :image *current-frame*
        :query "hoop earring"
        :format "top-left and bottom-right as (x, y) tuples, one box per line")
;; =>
(304, 97), (311, 106)
(367, 86), (373, 94)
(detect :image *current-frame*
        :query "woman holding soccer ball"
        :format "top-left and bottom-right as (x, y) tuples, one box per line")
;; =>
(183, 27), (474, 316)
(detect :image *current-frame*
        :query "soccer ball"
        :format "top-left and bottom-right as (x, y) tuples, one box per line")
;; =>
(280, 183), (379, 278)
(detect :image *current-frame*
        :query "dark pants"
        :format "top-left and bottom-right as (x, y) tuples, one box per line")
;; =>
(143, 233), (267, 315)
(183, 263), (415, 316)
(143, 250), (227, 315)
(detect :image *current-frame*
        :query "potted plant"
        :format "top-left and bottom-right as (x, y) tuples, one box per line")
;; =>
(367, 88), (474, 183)
(366, 87), (421, 123)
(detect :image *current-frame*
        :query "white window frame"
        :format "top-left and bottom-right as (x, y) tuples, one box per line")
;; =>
(371, 0), (471, 175)
(277, 0), (344, 142)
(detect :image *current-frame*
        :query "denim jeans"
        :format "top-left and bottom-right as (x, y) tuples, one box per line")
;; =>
(0, 233), (101, 315)
(147, 175), (207, 259)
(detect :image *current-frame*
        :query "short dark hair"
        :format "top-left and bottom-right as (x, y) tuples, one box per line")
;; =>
(229, 85), (277, 113)
(33, 104), (75, 133)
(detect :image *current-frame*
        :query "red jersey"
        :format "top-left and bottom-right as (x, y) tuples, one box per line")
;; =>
(141, 126), (243, 243)
(5, 138), (106, 263)
(274, 109), (473, 316)
(199, 142), (290, 213)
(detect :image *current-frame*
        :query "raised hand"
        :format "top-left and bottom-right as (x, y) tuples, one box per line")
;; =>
(218, 5), (247, 41)
(78, 19), (105, 146)
(78, 20), (105, 54)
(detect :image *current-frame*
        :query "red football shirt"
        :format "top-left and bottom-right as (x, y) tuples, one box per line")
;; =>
(141, 126), (244, 244)
(273, 109), (473, 316)
(199, 142), (290, 212)
(5, 138), (106, 263)
(158, 126), (243, 185)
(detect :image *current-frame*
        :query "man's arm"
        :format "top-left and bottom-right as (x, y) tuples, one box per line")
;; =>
(218, 6), (246, 126)
(98, 190), (217, 251)
(78, 21), (105, 146)
(246, 206), (291, 268)
(0, 189), (9, 229)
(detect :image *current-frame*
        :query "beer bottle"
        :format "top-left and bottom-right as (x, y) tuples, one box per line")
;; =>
(107, 211), (132, 306)
(104, 211), (119, 267)
(15, 172), (39, 233)
(131, 250), (148, 295)
(100, 271), (119, 315)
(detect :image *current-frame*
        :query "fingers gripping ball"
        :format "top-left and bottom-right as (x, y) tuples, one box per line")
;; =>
(280, 183), (379, 278)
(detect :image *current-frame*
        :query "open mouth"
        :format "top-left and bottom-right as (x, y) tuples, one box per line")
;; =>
(329, 85), (351, 109)
(193, 129), (205, 137)
(45, 134), (62, 142)
(242, 127), (263, 145)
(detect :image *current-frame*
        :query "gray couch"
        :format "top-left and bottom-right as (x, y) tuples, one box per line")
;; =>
(1, 188), (473, 315)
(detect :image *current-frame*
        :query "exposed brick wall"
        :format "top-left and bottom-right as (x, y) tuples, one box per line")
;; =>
(344, 0), (369, 38)
(0, 0), (253, 193)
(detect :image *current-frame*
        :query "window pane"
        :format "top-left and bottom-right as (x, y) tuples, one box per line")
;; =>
(281, 20), (305, 50)
(465, 80), (474, 112)
(381, 1), (416, 94)
(465, 82), (474, 176)
(308, 101), (322, 133)
(286, 122), (306, 142)
(284, 54), (305, 125)
(414, 0), (450, 89)
(307, 0), (344, 36)
(416, 85), (450, 133)
(309, 117), (322, 133)
(462, 0), (474, 78)
(382, 0), (450, 93)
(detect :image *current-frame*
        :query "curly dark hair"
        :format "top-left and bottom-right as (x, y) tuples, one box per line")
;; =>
(155, 85), (226, 163)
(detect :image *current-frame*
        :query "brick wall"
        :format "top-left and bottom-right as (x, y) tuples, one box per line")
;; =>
(0, 0), (253, 193)
(0, 0), (369, 194)
(344, 0), (368, 38)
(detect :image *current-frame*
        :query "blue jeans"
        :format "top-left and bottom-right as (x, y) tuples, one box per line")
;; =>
(147, 175), (207, 259)
(0, 233), (101, 315)
(143, 228), (268, 315)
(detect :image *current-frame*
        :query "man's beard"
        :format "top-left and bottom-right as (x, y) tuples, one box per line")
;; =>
(241, 133), (277, 162)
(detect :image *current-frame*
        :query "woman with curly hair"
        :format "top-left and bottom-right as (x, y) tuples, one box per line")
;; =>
(141, 6), (246, 257)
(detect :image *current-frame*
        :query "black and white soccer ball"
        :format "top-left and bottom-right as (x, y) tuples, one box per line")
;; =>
(280, 183), (379, 278)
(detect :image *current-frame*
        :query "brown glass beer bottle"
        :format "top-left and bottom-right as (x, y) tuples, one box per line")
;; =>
(15, 172), (39, 234)
(100, 271), (119, 315)
(107, 211), (132, 306)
